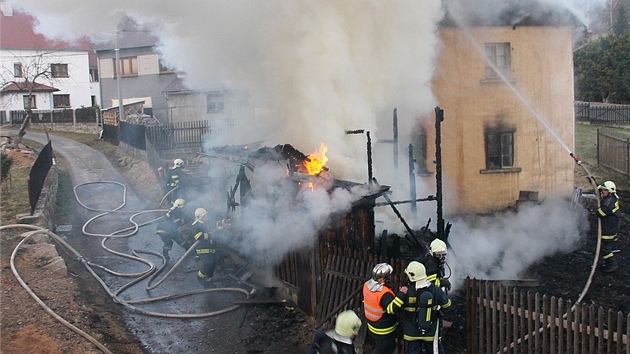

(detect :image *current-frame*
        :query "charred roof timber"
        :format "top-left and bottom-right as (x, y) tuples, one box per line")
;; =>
(440, 0), (585, 28)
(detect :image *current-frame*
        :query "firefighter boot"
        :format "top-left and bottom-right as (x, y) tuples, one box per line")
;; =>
(162, 248), (170, 261)
(603, 256), (618, 273)
(197, 272), (214, 288)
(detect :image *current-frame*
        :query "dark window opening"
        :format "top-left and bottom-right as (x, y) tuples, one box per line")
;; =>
(485, 130), (514, 169)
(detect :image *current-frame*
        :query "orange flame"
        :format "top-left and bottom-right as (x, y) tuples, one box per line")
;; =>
(304, 143), (328, 175)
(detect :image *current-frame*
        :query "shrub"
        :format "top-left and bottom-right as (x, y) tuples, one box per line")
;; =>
(1, 152), (13, 181)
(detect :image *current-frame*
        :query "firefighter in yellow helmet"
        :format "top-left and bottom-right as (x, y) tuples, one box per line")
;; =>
(362, 263), (399, 354)
(422, 238), (451, 292)
(308, 310), (361, 354)
(597, 180), (620, 273)
(191, 207), (218, 288)
(393, 261), (451, 354)
(156, 198), (193, 260)
(165, 158), (185, 203)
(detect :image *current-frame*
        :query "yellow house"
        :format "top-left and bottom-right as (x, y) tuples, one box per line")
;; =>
(425, 12), (579, 214)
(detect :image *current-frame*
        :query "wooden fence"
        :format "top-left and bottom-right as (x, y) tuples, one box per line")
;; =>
(145, 120), (211, 150)
(598, 128), (630, 178)
(466, 278), (629, 354)
(576, 102), (630, 125)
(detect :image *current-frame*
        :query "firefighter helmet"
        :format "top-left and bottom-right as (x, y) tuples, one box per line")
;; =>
(172, 199), (185, 208)
(430, 239), (448, 258)
(371, 263), (393, 281)
(598, 181), (616, 193)
(194, 208), (207, 220)
(405, 261), (427, 282)
(173, 158), (184, 168)
(335, 310), (361, 337)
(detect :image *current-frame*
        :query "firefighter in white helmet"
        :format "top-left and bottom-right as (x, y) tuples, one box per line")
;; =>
(362, 263), (399, 354)
(393, 261), (451, 354)
(165, 158), (185, 203)
(421, 239), (451, 292)
(308, 310), (361, 354)
(597, 180), (620, 273)
(155, 198), (193, 260)
(191, 207), (218, 288)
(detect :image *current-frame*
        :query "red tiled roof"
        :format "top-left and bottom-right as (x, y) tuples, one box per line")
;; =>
(1, 82), (59, 93)
(0, 11), (92, 51)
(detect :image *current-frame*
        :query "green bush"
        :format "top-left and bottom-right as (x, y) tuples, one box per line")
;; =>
(1, 152), (13, 180)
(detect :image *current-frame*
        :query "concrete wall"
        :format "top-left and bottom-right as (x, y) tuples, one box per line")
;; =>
(428, 25), (576, 214)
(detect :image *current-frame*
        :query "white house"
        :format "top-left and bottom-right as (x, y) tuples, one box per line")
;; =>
(0, 3), (99, 122)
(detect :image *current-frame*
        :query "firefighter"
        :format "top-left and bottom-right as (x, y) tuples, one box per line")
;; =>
(192, 208), (218, 288)
(597, 181), (620, 273)
(308, 310), (362, 354)
(362, 263), (400, 354)
(393, 261), (451, 354)
(156, 198), (193, 260)
(165, 158), (185, 203)
(422, 239), (451, 292)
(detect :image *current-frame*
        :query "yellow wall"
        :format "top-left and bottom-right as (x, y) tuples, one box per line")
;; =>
(429, 26), (575, 214)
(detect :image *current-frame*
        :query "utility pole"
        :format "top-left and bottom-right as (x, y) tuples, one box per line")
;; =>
(115, 31), (125, 122)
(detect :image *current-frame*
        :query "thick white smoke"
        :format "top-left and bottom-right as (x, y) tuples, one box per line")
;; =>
(9, 0), (593, 279)
(447, 198), (589, 290)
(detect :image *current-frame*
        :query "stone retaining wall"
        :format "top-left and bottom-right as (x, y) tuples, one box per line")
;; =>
(16, 166), (58, 230)
(29, 122), (101, 135)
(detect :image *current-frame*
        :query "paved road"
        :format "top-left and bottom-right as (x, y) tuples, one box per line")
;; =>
(3, 130), (282, 353)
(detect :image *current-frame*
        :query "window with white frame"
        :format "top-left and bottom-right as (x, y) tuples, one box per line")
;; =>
(53, 94), (71, 108)
(207, 93), (224, 113)
(485, 130), (514, 169)
(51, 63), (69, 78)
(23, 95), (36, 109)
(14, 63), (23, 77)
(484, 43), (511, 80)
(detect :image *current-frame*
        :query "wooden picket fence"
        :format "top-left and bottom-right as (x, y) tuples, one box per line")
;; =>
(598, 128), (630, 178)
(466, 278), (630, 354)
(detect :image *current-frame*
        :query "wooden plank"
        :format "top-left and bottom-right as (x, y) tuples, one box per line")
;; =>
(558, 298), (564, 354)
(550, 297), (557, 354)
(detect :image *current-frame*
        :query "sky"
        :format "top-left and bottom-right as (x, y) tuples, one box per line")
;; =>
(6, 0), (598, 288)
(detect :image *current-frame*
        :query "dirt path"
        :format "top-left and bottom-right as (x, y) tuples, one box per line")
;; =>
(1, 130), (313, 353)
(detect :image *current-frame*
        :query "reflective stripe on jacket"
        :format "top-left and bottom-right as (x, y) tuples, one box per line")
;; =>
(362, 282), (398, 335)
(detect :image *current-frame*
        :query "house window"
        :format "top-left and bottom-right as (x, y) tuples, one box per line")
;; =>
(51, 63), (69, 78)
(14, 63), (23, 77)
(120, 57), (138, 77)
(90, 68), (99, 82)
(484, 43), (511, 80)
(53, 94), (71, 108)
(207, 93), (224, 113)
(485, 130), (514, 169)
(23, 95), (36, 109)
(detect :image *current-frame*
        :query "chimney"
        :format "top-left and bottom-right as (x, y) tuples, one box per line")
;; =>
(1, 3), (13, 17)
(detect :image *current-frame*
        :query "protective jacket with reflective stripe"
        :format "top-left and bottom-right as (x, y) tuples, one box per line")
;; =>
(598, 194), (620, 238)
(192, 220), (216, 255)
(362, 281), (399, 335)
(394, 282), (451, 341)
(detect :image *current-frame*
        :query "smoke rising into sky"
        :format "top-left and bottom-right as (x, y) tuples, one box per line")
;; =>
(8, 0), (594, 281)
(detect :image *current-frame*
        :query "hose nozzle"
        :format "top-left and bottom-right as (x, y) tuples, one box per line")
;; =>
(570, 152), (582, 165)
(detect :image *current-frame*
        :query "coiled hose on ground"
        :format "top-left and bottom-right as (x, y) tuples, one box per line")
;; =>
(2, 181), (250, 353)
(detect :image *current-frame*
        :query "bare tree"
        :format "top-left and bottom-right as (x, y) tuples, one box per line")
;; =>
(0, 50), (57, 145)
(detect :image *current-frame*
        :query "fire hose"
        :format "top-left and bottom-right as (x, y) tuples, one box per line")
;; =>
(498, 153), (603, 353)
(2, 181), (252, 353)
